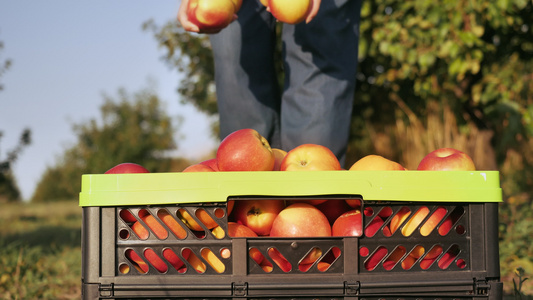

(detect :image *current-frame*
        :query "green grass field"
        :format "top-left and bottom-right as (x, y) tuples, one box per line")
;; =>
(0, 201), (81, 299)
(0, 201), (528, 299)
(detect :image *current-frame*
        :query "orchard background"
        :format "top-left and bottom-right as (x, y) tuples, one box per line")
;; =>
(1, 0), (532, 298)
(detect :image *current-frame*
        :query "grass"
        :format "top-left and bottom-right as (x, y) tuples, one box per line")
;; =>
(0, 200), (530, 299)
(0, 201), (82, 299)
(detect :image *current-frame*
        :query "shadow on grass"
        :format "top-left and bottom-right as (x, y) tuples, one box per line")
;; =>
(1, 224), (81, 252)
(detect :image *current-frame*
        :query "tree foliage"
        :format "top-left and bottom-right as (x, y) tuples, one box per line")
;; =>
(0, 129), (32, 202)
(147, 1), (532, 294)
(31, 87), (179, 202)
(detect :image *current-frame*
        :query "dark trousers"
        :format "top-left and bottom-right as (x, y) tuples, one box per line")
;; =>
(209, 0), (362, 166)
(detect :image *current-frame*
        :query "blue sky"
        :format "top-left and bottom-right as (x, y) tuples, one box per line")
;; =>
(0, 1), (217, 200)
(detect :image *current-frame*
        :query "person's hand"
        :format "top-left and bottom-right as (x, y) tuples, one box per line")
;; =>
(177, 0), (237, 34)
(305, 0), (321, 24)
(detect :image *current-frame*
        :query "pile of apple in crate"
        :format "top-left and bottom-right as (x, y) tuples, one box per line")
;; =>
(107, 128), (478, 274)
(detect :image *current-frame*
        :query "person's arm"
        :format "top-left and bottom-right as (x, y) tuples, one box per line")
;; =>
(305, 0), (321, 23)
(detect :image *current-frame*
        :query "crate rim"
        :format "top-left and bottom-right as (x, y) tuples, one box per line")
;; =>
(78, 170), (502, 207)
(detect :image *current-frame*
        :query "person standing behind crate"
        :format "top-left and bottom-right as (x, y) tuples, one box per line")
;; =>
(178, 0), (362, 166)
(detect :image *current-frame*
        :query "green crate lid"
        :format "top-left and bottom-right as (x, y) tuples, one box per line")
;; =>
(78, 170), (502, 207)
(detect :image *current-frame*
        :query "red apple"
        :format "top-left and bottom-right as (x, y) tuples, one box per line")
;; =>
(217, 129), (275, 171)
(268, 0), (311, 24)
(332, 210), (363, 237)
(364, 215), (391, 237)
(212, 222), (265, 265)
(105, 162), (149, 174)
(187, 0), (236, 31)
(348, 155), (406, 171)
(417, 148), (476, 171)
(232, 199), (285, 236)
(182, 163), (216, 172)
(200, 158), (219, 171)
(267, 248), (292, 272)
(316, 200), (352, 224)
(280, 144), (341, 171)
(270, 203), (331, 237)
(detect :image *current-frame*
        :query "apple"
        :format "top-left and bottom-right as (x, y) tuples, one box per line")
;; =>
(268, 0), (311, 24)
(212, 222), (265, 265)
(177, 208), (219, 231)
(158, 210), (188, 239)
(126, 249), (149, 273)
(267, 248), (292, 272)
(232, 199), (285, 236)
(187, 0), (236, 31)
(348, 155), (406, 171)
(163, 248), (190, 273)
(105, 162), (149, 174)
(419, 207), (447, 236)
(182, 163), (216, 172)
(259, 0), (268, 7)
(417, 148), (476, 171)
(131, 214), (169, 240)
(316, 200), (352, 224)
(401, 206), (430, 236)
(217, 129), (275, 171)
(364, 246), (388, 271)
(200, 248), (225, 273)
(231, 0), (243, 12)
(272, 148), (287, 171)
(389, 207), (411, 235)
(345, 199), (362, 209)
(332, 210), (363, 237)
(144, 248), (168, 273)
(270, 203), (331, 237)
(364, 215), (391, 237)
(280, 144), (341, 171)
(200, 158), (219, 171)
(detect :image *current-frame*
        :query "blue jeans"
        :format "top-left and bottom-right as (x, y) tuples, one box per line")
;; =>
(209, 0), (362, 166)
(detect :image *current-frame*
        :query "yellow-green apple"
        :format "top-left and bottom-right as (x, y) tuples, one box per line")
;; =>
(268, 0), (311, 24)
(272, 148), (287, 171)
(187, 0), (236, 31)
(417, 148), (476, 171)
(105, 162), (149, 174)
(348, 155), (406, 171)
(270, 203), (331, 237)
(232, 199), (285, 236)
(316, 200), (352, 224)
(332, 209), (363, 237)
(280, 144), (341, 171)
(217, 129), (275, 171)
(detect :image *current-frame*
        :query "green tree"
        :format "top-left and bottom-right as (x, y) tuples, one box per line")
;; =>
(0, 129), (31, 202)
(31, 87), (179, 202)
(147, 1), (532, 294)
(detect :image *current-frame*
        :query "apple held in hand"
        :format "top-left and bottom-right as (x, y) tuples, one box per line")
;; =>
(187, 0), (237, 31)
(349, 155), (406, 171)
(417, 148), (476, 171)
(217, 129), (275, 171)
(268, 0), (311, 24)
(270, 203), (331, 237)
(232, 199), (285, 236)
(105, 162), (149, 174)
(280, 144), (341, 171)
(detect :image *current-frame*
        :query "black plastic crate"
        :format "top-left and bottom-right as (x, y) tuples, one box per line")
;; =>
(80, 171), (503, 299)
